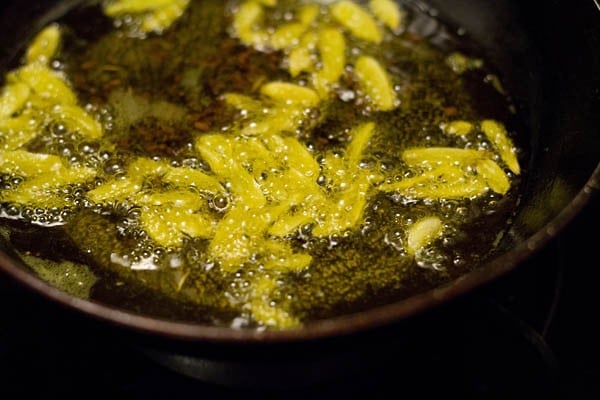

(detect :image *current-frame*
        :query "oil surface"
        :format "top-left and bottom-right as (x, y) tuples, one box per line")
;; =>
(0, 0), (525, 328)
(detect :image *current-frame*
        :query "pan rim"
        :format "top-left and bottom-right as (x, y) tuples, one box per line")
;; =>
(1, 163), (597, 343)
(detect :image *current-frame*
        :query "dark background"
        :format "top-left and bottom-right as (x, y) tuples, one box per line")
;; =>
(0, 196), (597, 399)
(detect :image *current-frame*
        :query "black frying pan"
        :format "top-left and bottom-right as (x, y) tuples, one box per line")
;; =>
(0, 0), (598, 351)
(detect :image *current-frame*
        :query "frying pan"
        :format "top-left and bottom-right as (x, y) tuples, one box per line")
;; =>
(0, 0), (598, 352)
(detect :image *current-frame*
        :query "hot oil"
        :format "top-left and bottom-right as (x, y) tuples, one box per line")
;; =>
(0, 0), (525, 327)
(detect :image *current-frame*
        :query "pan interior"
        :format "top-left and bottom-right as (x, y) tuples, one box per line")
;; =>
(0, 0), (597, 336)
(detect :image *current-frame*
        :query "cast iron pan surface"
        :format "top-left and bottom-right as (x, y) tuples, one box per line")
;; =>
(0, 192), (597, 397)
(0, 0), (598, 344)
